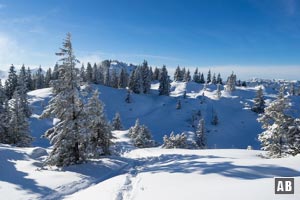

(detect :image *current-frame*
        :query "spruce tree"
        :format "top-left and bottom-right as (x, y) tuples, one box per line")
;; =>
(159, 65), (170, 96)
(7, 90), (32, 146)
(174, 66), (181, 81)
(195, 119), (206, 149)
(216, 83), (222, 99)
(226, 72), (236, 92)
(141, 60), (151, 93)
(118, 68), (128, 88)
(199, 73), (205, 84)
(287, 118), (300, 156)
(207, 70), (211, 84)
(5, 64), (18, 99)
(84, 90), (111, 157)
(86, 62), (93, 83)
(153, 67), (160, 80)
(112, 112), (123, 130)
(193, 68), (200, 83)
(252, 87), (265, 113)
(217, 73), (222, 84)
(40, 33), (86, 166)
(258, 86), (293, 158)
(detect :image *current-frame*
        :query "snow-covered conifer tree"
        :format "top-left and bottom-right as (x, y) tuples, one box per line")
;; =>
(128, 119), (155, 148)
(35, 66), (45, 89)
(141, 61), (152, 94)
(159, 65), (170, 96)
(153, 67), (160, 80)
(7, 90), (32, 146)
(84, 90), (111, 157)
(287, 118), (300, 156)
(251, 87), (265, 113)
(199, 73), (205, 84)
(44, 68), (52, 88)
(176, 99), (181, 109)
(226, 72), (236, 92)
(217, 73), (222, 84)
(5, 64), (18, 99)
(258, 86), (293, 158)
(163, 132), (188, 149)
(195, 119), (206, 149)
(40, 33), (86, 166)
(85, 62), (93, 83)
(207, 70), (211, 83)
(112, 112), (123, 130)
(216, 83), (222, 99)
(184, 69), (191, 82)
(118, 68), (128, 88)
(174, 66), (181, 81)
(193, 68), (200, 83)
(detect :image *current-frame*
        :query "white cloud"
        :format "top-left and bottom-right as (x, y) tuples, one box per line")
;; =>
(0, 33), (22, 69)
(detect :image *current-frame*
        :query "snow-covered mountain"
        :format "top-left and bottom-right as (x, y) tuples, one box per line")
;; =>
(109, 60), (136, 75)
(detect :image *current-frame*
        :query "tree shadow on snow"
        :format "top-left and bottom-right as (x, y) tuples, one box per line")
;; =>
(0, 147), (55, 198)
(140, 154), (300, 180)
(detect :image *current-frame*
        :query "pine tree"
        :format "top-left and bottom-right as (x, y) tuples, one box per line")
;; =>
(104, 64), (110, 86)
(216, 83), (222, 99)
(193, 68), (200, 83)
(287, 118), (300, 156)
(163, 132), (188, 149)
(130, 67), (143, 94)
(40, 33), (86, 166)
(16, 72), (31, 118)
(174, 66), (181, 81)
(199, 73), (205, 84)
(128, 119), (154, 148)
(207, 70), (211, 84)
(0, 82), (8, 143)
(51, 63), (59, 80)
(5, 64), (18, 99)
(212, 73), (217, 84)
(7, 90), (32, 146)
(44, 68), (52, 87)
(226, 72), (236, 92)
(118, 68), (128, 88)
(195, 119), (206, 149)
(128, 118), (140, 139)
(112, 112), (123, 130)
(216, 73), (223, 84)
(85, 62), (93, 83)
(84, 90), (111, 157)
(159, 65), (170, 96)
(26, 67), (33, 91)
(252, 87), (265, 113)
(211, 109), (218, 125)
(289, 83), (295, 96)
(80, 64), (86, 83)
(35, 66), (45, 89)
(153, 67), (160, 80)
(184, 69), (191, 82)
(258, 86), (293, 158)
(110, 70), (118, 88)
(176, 99), (181, 109)
(125, 90), (132, 103)
(141, 60), (151, 93)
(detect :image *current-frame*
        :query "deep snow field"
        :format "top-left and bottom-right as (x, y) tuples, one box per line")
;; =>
(1, 80), (300, 199)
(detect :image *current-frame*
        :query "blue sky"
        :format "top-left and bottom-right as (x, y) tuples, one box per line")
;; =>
(0, 0), (300, 79)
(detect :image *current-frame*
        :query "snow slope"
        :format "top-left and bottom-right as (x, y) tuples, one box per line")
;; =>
(26, 81), (300, 149)
(1, 131), (299, 200)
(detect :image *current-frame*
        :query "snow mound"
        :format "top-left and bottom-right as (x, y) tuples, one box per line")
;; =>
(28, 147), (48, 159)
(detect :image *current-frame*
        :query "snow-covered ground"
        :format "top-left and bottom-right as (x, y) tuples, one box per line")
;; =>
(1, 80), (300, 199)
(1, 131), (299, 200)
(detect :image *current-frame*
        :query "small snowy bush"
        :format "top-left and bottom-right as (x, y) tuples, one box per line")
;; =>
(162, 132), (188, 149)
